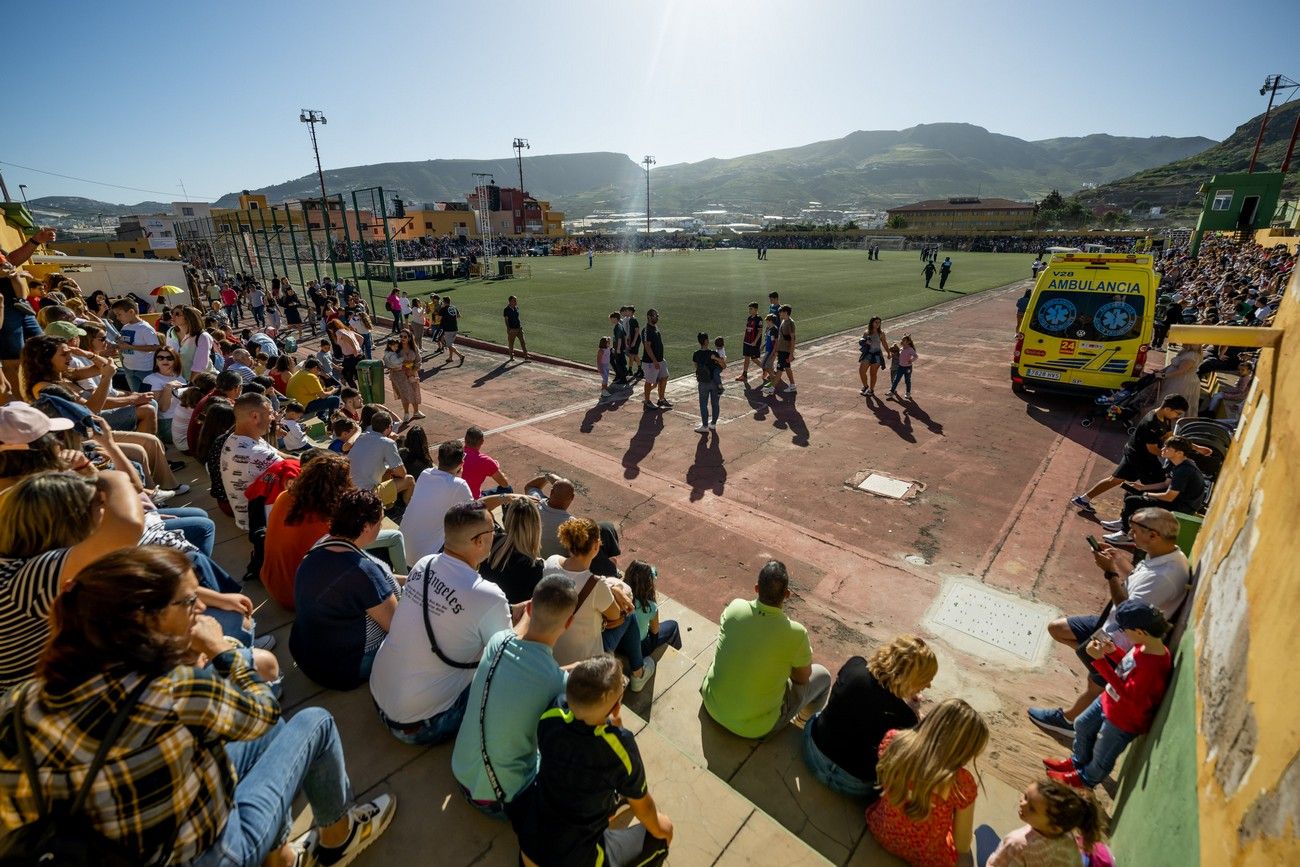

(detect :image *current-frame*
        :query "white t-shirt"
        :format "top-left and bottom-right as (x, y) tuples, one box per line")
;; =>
(281, 418), (307, 450)
(400, 468), (472, 563)
(369, 553), (510, 723)
(1102, 548), (1190, 650)
(118, 321), (160, 372)
(143, 373), (185, 419)
(219, 434), (279, 531)
(544, 556), (629, 667)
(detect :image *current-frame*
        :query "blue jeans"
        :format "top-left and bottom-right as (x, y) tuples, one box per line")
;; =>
(191, 708), (352, 867)
(889, 366), (912, 394)
(122, 368), (152, 393)
(640, 620), (682, 658)
(602, 617), (644, 673)
(360, 333), (373, 359)
(224, 305), (239, 328)
(1071, 696), (1136, 787)
(303, 395), (341, 422)
(162, 507), (215, 556)
(378, 683), (470, 746)
(102, 404), (141, 432)
(251, 306), (265, 327)
(697, 380), (721, 425)
(800, 713), (875, 798)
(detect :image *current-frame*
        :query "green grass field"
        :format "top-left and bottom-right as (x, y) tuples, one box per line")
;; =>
(332, 249), (1033, 372)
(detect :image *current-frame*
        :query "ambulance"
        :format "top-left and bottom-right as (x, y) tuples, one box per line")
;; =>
(1011, 252), (1157, 395)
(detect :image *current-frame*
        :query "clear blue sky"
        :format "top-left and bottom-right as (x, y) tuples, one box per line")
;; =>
(8, 0), (1299, 203)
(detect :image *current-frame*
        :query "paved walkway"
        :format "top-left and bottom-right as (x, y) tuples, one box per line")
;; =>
(190, 280), (1140, 862)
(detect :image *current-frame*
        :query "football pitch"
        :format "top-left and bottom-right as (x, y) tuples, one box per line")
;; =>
(341, 249), (1034, 372)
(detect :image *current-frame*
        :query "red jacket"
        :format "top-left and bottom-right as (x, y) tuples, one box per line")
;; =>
(1093, 646), (1172, 735)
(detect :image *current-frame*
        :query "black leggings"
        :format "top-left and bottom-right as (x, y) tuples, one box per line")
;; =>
(341, 355), (360, 388)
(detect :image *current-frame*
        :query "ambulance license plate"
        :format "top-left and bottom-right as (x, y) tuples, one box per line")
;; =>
(1025, 368), (1062, 381)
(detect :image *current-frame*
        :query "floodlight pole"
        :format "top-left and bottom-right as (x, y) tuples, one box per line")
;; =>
(512, 137), (530, 192)
(642, 155), (655, 252)
(18, 184), (29, 206)
(300, 108), (338, 281)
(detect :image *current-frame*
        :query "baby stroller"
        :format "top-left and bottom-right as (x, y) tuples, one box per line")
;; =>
(1079, 372), (1162, 434)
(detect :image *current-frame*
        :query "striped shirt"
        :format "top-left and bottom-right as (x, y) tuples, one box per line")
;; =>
(0, 652), (279, 865)
(0, 550), (71, 693)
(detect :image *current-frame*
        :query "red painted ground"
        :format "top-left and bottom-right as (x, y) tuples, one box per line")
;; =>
(365, 280), (1139, 791)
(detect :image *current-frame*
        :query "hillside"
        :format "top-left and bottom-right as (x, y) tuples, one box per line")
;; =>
(26, 196), (171, 217)
(1079, 99), (1300, 215)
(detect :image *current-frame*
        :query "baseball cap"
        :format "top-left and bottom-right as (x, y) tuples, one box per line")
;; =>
(44, 321), (87, 339)
(0, 402), (74, 451)
(1114, 599), (1169, 637)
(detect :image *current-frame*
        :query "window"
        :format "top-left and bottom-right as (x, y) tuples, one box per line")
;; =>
(425, 221), (433, 229)
(1212, 190), (1234, 211)
(182, 207), (195, 216)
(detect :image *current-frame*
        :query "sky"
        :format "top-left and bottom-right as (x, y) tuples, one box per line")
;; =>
(8, 0), (1299, 204)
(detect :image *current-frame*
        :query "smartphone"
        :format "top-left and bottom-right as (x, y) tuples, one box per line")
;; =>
(1086, 535), (1102, 552)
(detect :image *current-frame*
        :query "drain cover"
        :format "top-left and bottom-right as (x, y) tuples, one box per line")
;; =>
(857, 473), (913, 499)
(927, 581), (1051, 662)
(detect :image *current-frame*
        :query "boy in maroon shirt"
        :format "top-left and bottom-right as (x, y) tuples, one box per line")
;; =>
(1044, 600), (1172, 788)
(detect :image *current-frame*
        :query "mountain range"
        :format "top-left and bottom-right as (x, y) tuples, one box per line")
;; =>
(28, 122), (1226, 221)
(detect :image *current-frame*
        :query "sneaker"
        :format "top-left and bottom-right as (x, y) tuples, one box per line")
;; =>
(643, 401), (659, 411)
(1099, 519), (1124, 531)
(168, 459), (187, 472)
(629, 656), (656, 692)
(866, 387), (873, 395)
(761, 387), (775, 397)
(411, 411), (426, 421)
(786, 384), (796, 392)
(1103, 531), (1133, 544)
(297, 793), (397, 867)
(150, 487), (180, 506)
(253, 634), (277, 651)
(657, 399), (673, 408)
(1027, 707), (1075, 736)
(886, 390), (897, 398)
(694, 423), (709, 433)
(708, 421), (717, 430)
(1046, 768), (1090, 789)
(905, 392), (912, 399)
(1070, 495), (1095, 512)
(860, 387), (869, 396)
(1043, 756), (1076, 773)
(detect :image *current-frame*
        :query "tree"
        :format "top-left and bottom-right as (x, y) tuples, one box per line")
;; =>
(886, 214), (909, 229)
(1039, 189), (1066, 211)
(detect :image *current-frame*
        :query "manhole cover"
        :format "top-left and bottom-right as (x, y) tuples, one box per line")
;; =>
(857, 473), (913, 499)
(928, 582), (1051, 662)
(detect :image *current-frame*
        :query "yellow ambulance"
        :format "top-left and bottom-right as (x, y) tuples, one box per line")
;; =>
(1012, 252), (1157, 395)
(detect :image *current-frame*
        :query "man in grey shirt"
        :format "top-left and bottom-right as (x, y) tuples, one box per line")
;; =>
(348, 410), (415, 507)
(524, 472), (576, 558)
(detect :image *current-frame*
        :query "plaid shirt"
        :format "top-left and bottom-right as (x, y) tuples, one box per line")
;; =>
(0, 649), (278, 865)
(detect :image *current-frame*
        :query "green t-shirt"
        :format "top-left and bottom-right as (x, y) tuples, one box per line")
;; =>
(700, 598), (813, 738)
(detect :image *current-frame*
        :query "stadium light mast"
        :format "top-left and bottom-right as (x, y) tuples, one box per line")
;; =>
(642, 155), (655, 244)
(512, 137), (530, 192)
(18, 184), (29, 206)
(1249, 74), (1299, 173)
(299, 109), (333, 263)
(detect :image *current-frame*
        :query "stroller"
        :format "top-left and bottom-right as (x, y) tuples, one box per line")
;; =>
(1079, 372), (1162, 434)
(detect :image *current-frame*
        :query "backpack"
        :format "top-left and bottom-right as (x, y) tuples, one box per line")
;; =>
(0, 680), (153, 867)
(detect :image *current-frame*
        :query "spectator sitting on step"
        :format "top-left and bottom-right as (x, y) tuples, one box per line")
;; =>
(462, 425), (511, 498)
(803, 635), (938, 799)
(451, 574), (579, 817)
(523, 471), (576, 558)
(1099, 437), (1206, 545)
(371, 501), (514, 745)
(345, 409), (414, 512)
(545, 518), (636, 671)
(285, 357), (340, 422)
(511, 655), (673, 867)
(866, 699), (989, 867)
(480, 496), (545, 604)
(1028, 507), (1188, 739)
(700, 559), (832, 739)
(400, 439), (521, 564)
(328, 416), (359, 455)
(289, 489), (401, 690)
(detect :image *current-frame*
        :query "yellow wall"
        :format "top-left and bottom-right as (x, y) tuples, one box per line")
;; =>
(1189, 267), (1299, 865)
(50, 240), (169, 259)
(392, 209), (476, 239)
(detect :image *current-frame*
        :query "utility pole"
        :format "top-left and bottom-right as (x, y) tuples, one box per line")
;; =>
(642, 155), (655, 252)
(300, 108), (337, 280)
(512, 137), (530, 192)
(1248, 75), (1299, 173)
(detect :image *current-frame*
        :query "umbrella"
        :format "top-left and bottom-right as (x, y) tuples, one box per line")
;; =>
(150, 284), (184, 296)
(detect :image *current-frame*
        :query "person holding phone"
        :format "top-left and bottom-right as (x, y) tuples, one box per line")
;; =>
(1027, 507), (1188, 738)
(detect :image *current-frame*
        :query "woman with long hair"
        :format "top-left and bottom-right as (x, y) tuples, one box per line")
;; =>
(261, 452), (352, 609)
(407, 298), (426, 353)
(144, 348), (186, 445)
(804, 635), (939, 799)
(1156, 342), (1204, 419)
(480, 496), (543, 603)
(858, 316), (889, 396)
(867, 698), (988, 867)
(398, 423), (433, 477)
(382, 330), (423, 423)
(327, 319), (362, 388)
(174, 305), (215, 381)
(0, 546), (396, 866)
(0, 469), (143, 690)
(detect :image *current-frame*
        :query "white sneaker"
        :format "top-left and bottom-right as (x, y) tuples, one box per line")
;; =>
(708, 421), (716, 430)
(1099, 519), (1124, 531)
(694, 423), (709, 433)
(1103, 531), (1133, 544)
(629, 656), (656, 692)
(787, 384), (797, 392)
(294, 793), (397, 867)
(762, 387), (775, 396)
(151, 488), (180, 506)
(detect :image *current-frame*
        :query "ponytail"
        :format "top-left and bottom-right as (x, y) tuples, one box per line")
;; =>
(1038, 778), (1106, 850)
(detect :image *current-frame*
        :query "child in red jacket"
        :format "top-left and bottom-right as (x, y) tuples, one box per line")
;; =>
(1045, 599), (1172, 788)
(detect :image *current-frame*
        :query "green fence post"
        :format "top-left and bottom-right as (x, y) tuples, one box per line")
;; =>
(301, 201), (322, 286)
(284, 206), (306, 289)
(351, 190), (378, 314)
(378, 186), (398, 291)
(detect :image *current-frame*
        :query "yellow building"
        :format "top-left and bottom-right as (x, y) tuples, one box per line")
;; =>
(386, 207), (476, 240)
(50, 239), (174, 259)
(887, 197), (1034, 231)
